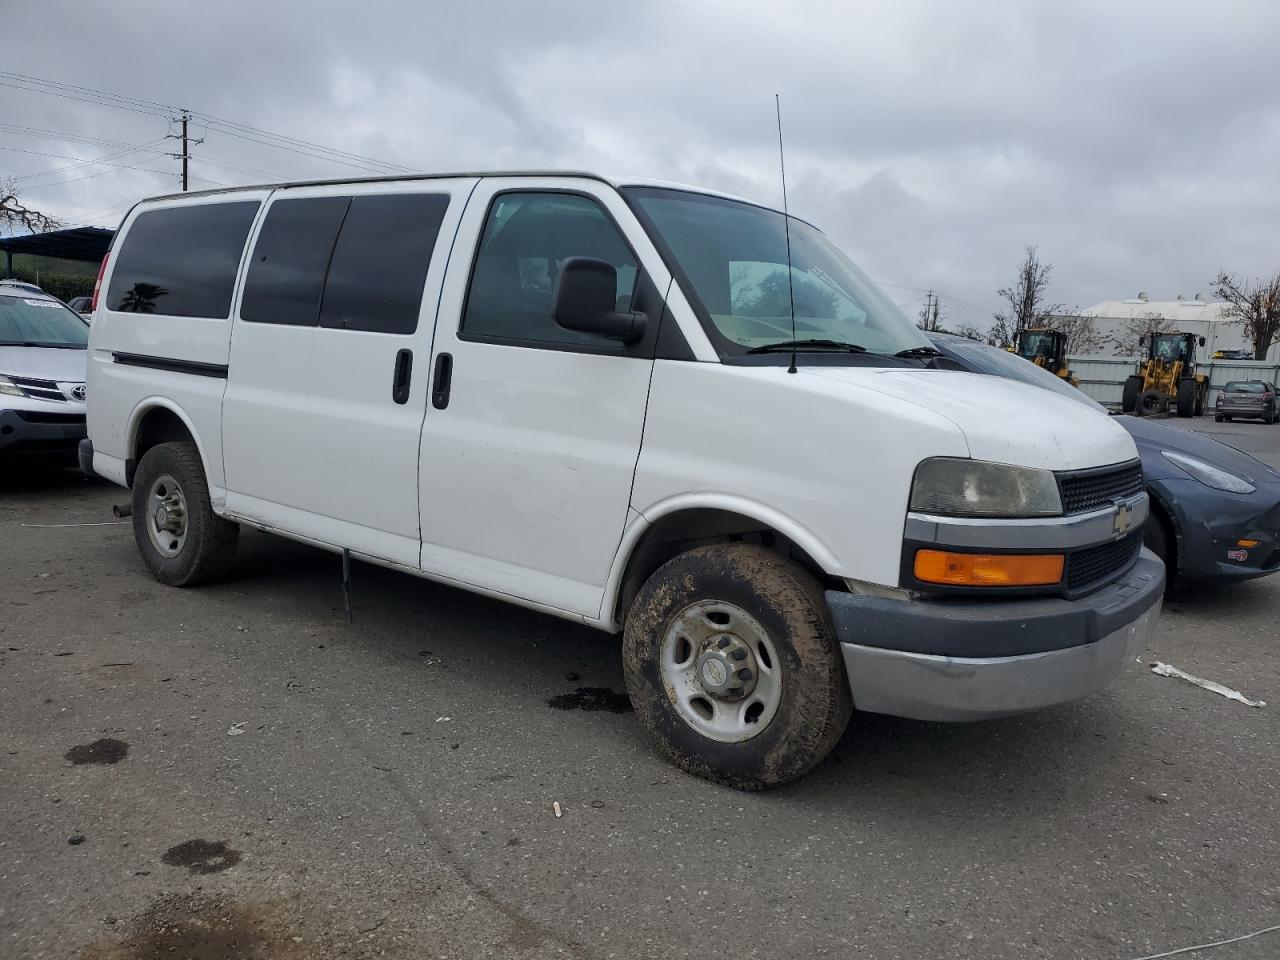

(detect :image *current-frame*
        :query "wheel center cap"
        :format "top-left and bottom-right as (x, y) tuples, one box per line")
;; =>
(154, 506), (169, 529)
(701, 658), (728, 688)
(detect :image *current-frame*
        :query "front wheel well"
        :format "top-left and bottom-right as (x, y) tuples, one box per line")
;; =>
(127, 407), (195, 486)
(613, 508), (836, 626)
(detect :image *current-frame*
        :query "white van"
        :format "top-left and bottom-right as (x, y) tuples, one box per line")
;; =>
(84, 172), (1162, 788)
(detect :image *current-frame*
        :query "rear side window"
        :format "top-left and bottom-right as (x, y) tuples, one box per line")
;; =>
(241, 196), (350, 326)
(107, 201), (260, 317)
(319, 194), (450, 334)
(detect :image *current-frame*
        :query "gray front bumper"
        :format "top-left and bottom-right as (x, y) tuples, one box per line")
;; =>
(841, 600), (1159, 721)
(829, 549), (1165, 722)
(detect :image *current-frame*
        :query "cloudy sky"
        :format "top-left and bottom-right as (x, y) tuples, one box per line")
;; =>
(5, 0), (1279, 332)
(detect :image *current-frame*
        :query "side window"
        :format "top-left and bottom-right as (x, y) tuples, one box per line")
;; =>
(319, 194), (450, 334)
(461, 192), (638, 347)
(107, 201), (260, 318)
(241, 196), (350, 326)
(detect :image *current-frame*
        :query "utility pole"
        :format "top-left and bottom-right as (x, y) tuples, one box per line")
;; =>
(166, 110), (202, 191)
(180, 111), (189, 192)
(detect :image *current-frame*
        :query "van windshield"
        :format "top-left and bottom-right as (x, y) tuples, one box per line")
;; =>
(0, 295), (89, 348)
(623, 187), (929, 359)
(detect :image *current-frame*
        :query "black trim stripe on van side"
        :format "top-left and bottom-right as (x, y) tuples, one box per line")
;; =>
(111, 352), (229, 379)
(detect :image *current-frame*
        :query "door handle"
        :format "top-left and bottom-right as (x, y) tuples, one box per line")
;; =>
(392, 349), (413, 404)
(432, 352), (453, 410)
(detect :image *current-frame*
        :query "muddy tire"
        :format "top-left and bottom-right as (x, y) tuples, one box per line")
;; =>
(131, 441), (239, 586)
(1121, 376), (1142, 413)
(622, 544), (852, 791)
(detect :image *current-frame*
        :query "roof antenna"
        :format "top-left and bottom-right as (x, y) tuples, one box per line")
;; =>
(775, 94), (798, 375)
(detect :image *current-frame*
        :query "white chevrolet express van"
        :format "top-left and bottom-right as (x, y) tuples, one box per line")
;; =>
(84, 172), (1163, 788)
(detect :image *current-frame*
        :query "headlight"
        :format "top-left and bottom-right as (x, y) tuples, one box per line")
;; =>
(0, 375), (22, 397)
(910, 458), (1062, 517)
(1161, 451), (1255, 494)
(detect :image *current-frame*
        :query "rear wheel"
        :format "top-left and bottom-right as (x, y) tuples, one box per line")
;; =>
(1121, 376), (1142, 413)
(1175, 378), (1196, 418)
(1266, 406), (1276, 425)
(131, 441), (239, 586)
(623, 544), (852, 791)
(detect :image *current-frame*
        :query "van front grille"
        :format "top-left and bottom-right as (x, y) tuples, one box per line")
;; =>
(1058, 462), (1144, 515)
(1067, 532), (1142, 591)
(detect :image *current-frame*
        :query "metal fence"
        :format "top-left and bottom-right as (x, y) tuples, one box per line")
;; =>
(1067, 356), (1138, 409)
(1066, 356), (1280, 412)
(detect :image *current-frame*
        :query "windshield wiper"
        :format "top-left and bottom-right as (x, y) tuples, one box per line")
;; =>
(747, 338), (868, 354)
(894, 346), (943, 358)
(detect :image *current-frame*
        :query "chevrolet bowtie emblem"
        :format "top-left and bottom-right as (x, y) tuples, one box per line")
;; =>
(1112, 502), (1133, 537)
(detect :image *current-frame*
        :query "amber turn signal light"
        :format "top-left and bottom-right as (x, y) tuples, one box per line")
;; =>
(1237, 539), (1260, 548)
(914, 550), (1065, 587)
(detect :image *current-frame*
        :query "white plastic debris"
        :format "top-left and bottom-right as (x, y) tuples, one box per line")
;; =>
(435, 716), (452, 723)
(552, 801), (562, 818)
(1150, 662), (1266, 708)
(226, 722), (247, 736)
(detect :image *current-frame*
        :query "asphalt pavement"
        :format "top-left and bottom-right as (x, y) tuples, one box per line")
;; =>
(2, 419), (1279, 960)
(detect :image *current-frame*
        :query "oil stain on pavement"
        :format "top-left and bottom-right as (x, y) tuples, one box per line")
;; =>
(79, 893), (306, 960)
(160, 839), (242, 875)
(65, 739), (129, 765)
(546, 686), (633, 713)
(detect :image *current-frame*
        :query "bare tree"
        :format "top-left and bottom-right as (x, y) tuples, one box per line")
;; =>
(1109, 313), (1175, 357)
(1213, 271), (1280, 361)
(1049, 311), (1105, 355)
(917, 290), (945, 331)
(955, 323), (985, 341)
(1, 179), (61, 234)
(992, 245), (1063, 342)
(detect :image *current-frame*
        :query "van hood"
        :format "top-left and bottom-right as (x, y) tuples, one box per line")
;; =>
(804, 366), (1137, 471)
(0, 345), (87, 383)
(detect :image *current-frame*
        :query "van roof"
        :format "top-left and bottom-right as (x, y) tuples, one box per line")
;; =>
(137, 171), (769, 212)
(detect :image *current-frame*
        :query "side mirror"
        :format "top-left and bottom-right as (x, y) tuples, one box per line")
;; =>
(553, 257), (646, 343)
(1198, 336), (1206, 347)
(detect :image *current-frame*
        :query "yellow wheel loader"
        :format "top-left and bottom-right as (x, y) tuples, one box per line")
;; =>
(1121, 332), (1209, 418)
(1012, 328), (1077, 384)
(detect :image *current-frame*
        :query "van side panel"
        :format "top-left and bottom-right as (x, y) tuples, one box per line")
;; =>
(87, 192), (270, 495)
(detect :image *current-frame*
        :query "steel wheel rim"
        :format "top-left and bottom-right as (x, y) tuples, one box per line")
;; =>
(660, 600), (782, 743)
(145, 472), (188, 559)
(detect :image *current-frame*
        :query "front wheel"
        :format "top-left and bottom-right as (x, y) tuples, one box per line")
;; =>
(623, 544), (852, 790)
(131, 441), (239, 586)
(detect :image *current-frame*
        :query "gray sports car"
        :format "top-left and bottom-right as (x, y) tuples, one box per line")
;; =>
(928, 333), (1280, 588)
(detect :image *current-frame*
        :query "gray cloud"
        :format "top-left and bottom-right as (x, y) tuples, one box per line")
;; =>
(5, 0), (1279, 331)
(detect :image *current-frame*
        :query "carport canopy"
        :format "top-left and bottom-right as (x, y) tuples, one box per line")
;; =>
(0, 226), (114, 275)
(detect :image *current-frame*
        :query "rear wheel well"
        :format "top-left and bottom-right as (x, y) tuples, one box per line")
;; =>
(614, 508), (836, 625)
(127, 407), (195, 486)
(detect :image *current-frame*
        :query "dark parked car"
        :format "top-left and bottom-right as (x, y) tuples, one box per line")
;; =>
(66, 296), (93, 318)
(1215, 380), (1278, 424)
(929, 333), (1280, 588)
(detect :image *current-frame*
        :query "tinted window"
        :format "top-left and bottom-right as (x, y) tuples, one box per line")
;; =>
(461, 192), (637, 348)
(1225, 381), (1265, 393)
(241, 196), (350, 326)
(107, 201), (259, 318)
(319, 194), (449, 334)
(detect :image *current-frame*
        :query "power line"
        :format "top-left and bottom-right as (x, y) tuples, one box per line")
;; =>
(6, 139), (172, 183)
(0, 144), (228, 188)
(3, 71), (413, 175)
